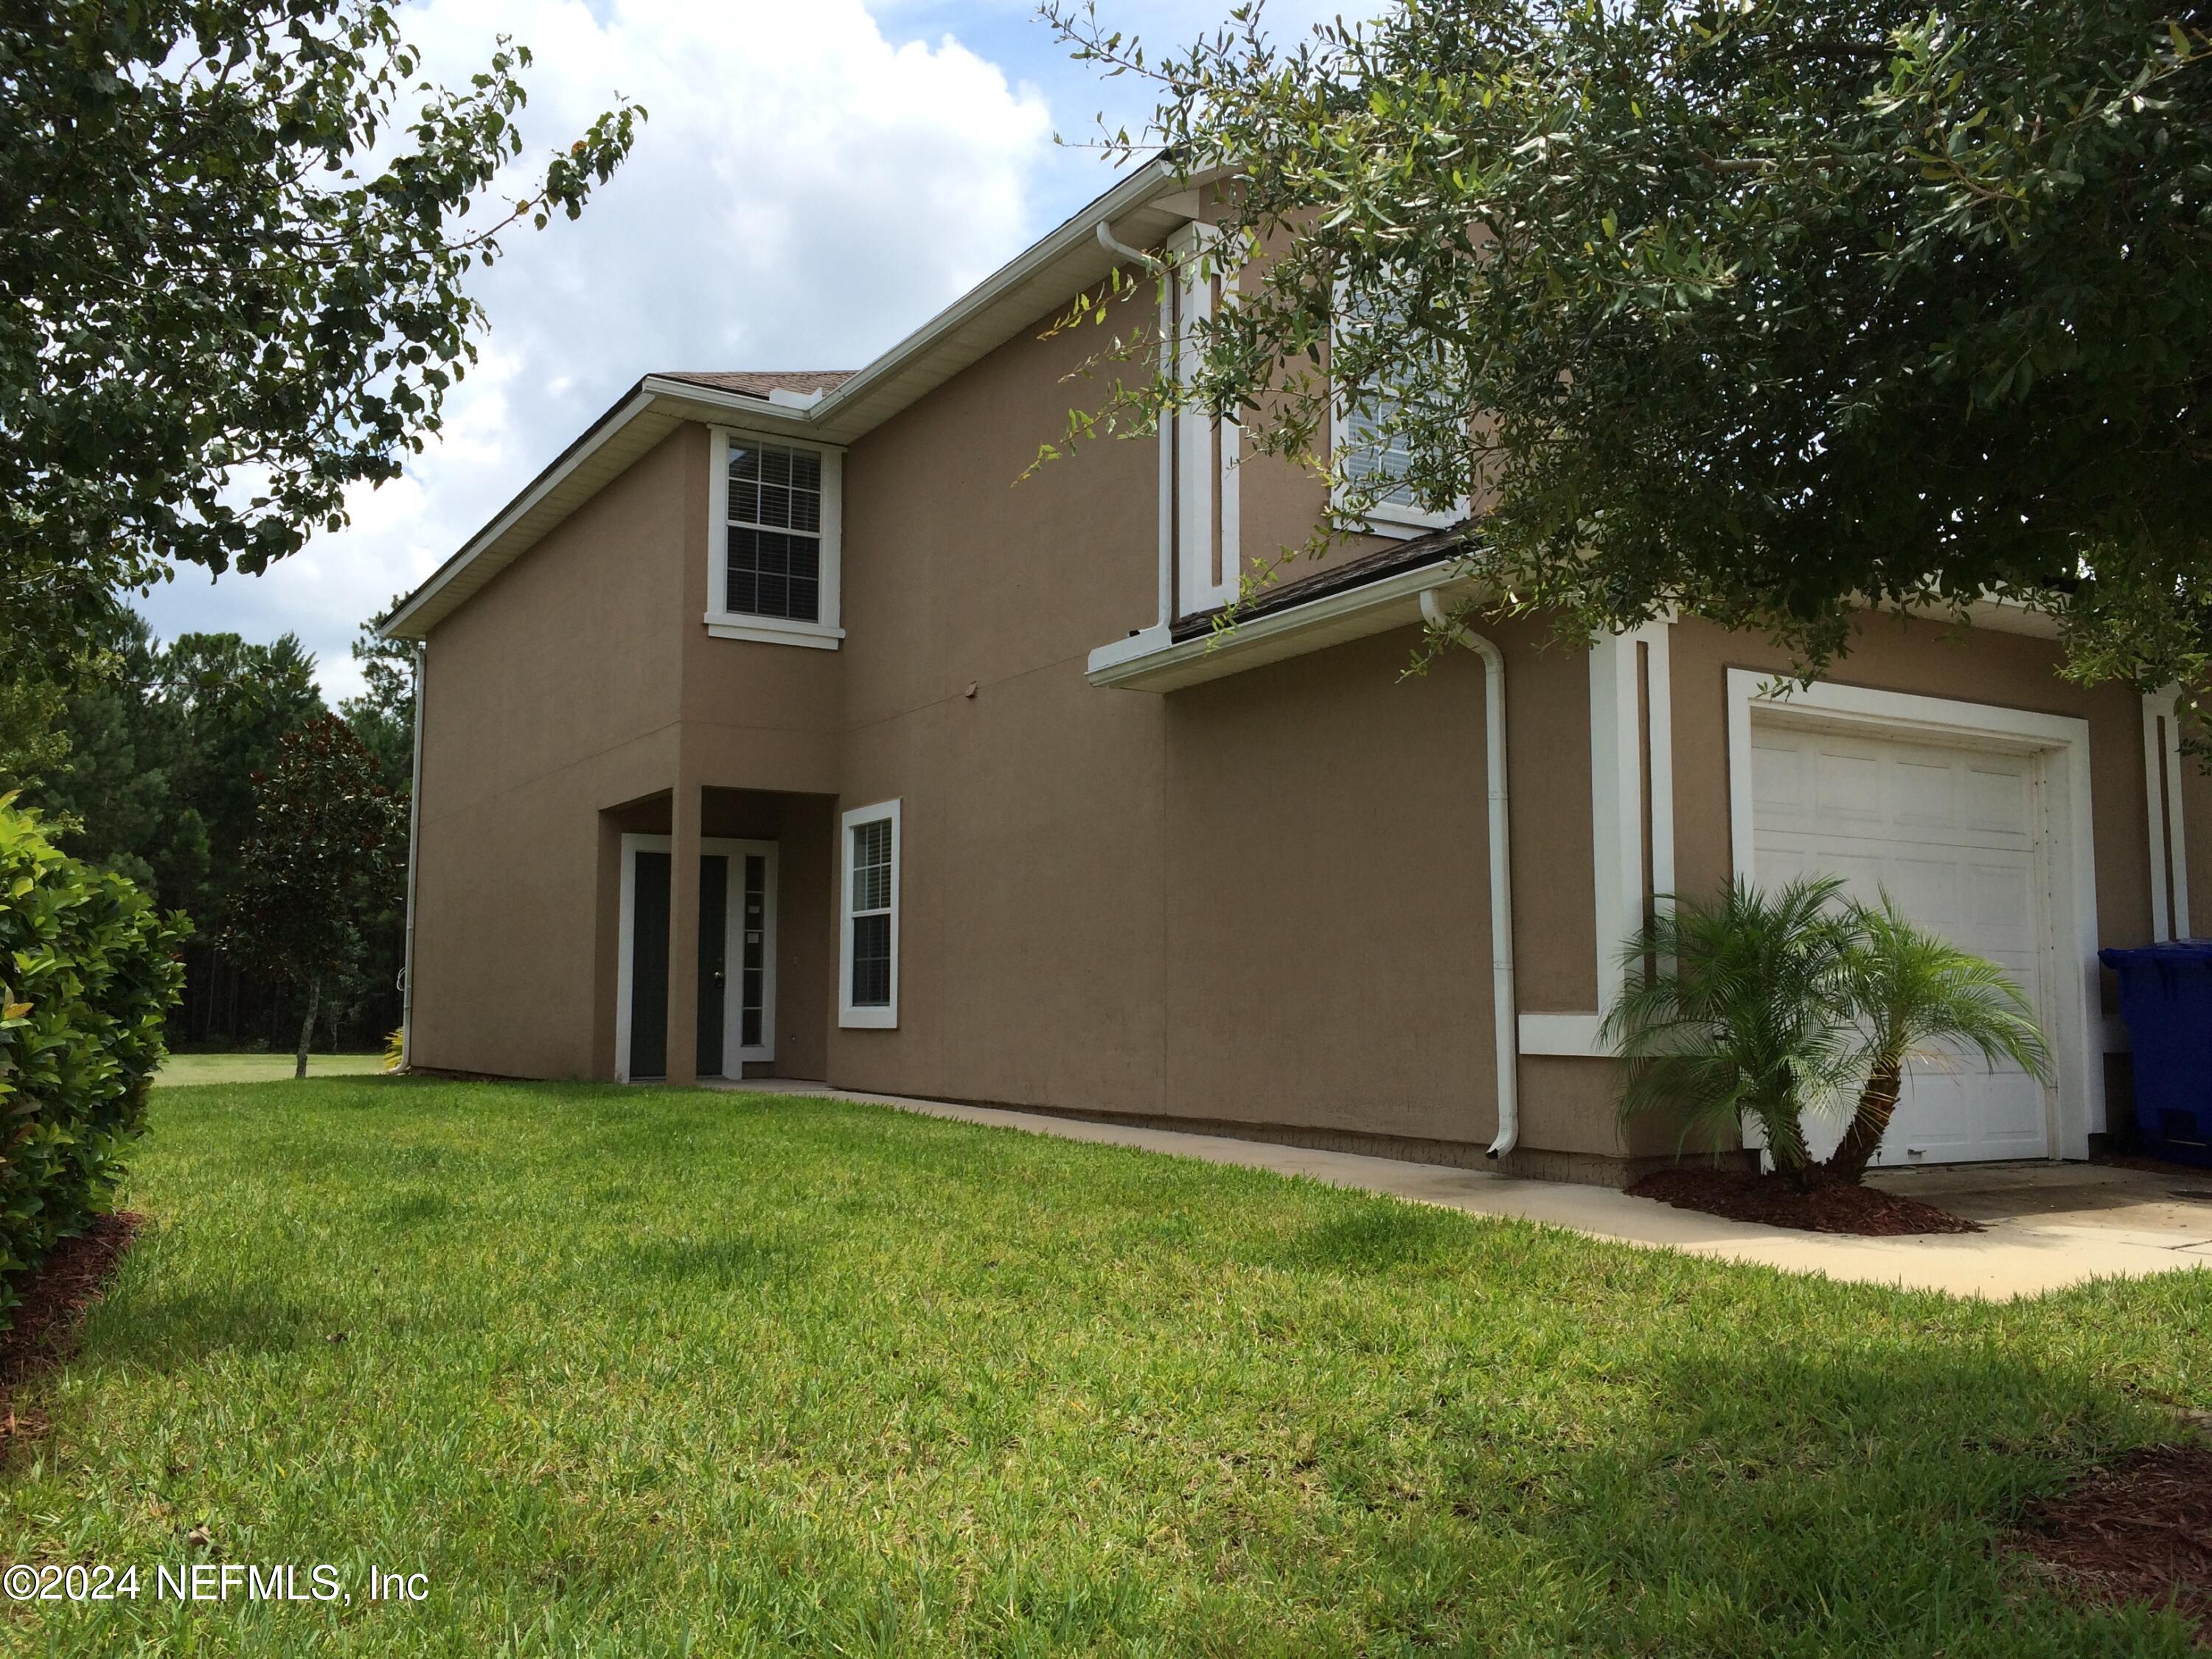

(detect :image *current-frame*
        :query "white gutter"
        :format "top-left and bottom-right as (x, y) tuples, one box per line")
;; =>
(1087, 560), (1452, 689)
(399, 640), (425, 1069)
(806, 157), (1184, 429)
(1096, 219), (1161, 271)
(1421, 589), (1520, 1159)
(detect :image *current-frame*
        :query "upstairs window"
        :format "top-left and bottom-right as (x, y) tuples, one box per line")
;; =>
(1330, 289), (1467, 536)
(728, 442), (821, 621)
(707, 429), (844, 647)
(1338, 400), (1426, 516)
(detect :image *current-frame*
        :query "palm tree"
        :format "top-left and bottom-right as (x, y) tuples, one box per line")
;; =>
(1819, 895), (2051, 1183)
(1601, 876), (1861, 1187)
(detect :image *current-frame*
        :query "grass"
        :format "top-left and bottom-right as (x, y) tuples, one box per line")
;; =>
(3, 1079), (2210, 1657)
(154, 1052), (388, 1088)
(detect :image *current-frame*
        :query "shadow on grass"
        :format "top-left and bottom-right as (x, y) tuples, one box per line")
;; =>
(1279, 1200), (1470, 1274)
(1354, 1335), (2205, 1655)
(79, 1285), (328, 1374)
(616, 1231), (809, 1290)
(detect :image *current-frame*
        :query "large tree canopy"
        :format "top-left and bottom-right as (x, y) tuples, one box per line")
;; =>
(0, 1), (643, 667)
(1048, 0), (2212, 702)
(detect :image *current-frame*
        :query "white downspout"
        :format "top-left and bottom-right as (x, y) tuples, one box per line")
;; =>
(1097, 220), (1176, 633)
(399, 640), (425, 1069)
(1422, 588), (1519, 1158)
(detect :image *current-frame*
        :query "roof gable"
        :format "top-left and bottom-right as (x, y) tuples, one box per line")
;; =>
(384, 159), (1200, 641)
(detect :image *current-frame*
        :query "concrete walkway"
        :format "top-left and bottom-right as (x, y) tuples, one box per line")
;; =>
(730, 1081), (2212, 1300)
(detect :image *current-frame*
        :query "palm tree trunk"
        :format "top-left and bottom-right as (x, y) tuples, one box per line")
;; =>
(1823, 1062), (1903, 1184)
(1762, 1100), (1816, 1189)
(294, 975), (319, 1080)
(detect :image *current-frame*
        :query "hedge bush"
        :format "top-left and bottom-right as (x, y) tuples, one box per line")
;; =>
(0, 795), (185, 1324)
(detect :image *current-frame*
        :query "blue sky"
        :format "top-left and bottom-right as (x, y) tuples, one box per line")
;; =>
(136, 0), (1352, 698)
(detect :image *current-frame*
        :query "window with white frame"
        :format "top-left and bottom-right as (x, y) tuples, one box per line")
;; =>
(1329, 291), (1466, 535)
(707, 429), (844, 647)
(839, 800), (899, 1028)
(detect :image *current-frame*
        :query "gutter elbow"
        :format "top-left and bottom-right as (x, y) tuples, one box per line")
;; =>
(1096, 220), (1159, 271)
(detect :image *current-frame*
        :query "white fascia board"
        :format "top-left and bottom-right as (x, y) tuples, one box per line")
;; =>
(1961, 596), (2062, 639)
(638, 377), (830, 438)
(808, 158), (1189, 437)
(1865, 591), (2062, 640)
(1086, 563), (1466, 692)
(380, 387), (660, 641)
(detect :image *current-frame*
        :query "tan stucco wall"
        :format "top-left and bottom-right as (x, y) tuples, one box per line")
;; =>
(407, 258), (2197, 1172)
(826, 294), (1607, 1148)
(2181, 712), (2212, 937)
(412, 429), (695, 1079)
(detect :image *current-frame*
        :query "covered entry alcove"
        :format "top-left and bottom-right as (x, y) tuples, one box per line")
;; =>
(599, 787), (835, 1084)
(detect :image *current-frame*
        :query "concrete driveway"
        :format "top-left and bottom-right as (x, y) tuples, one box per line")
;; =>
(728, 1080), (2212, 1301)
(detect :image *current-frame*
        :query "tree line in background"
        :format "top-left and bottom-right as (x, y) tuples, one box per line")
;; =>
(1, 611), (415, 1057)
(0, 0), (643, 1082)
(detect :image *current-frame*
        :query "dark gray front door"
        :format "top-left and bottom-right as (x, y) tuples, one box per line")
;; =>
(626, 851), (731, 1080)
(695, 854), (728, 1078)
(628, 851), (671, 1079)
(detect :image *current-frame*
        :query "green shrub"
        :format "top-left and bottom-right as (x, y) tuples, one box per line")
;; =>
(0, 795), (186, 1322)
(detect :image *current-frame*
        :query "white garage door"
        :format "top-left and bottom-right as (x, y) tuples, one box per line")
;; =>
(1750, 720), (2052, 1165)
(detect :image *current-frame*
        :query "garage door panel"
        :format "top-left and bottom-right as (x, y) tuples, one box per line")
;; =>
(1750, 721), (2052, 1166)
(1885, 855), (1961, 924)
(1965, 766), (2030, 836)
(1818, 750), (1882, 821)
(1891, 757), (1958, 830)
(1751, 741), (1809, 824)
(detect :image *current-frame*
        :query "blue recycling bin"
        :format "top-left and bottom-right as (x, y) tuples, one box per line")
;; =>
(2099, 940), (2212, 1166)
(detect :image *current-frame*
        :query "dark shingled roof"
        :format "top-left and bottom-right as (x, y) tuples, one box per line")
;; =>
(654, 369), (857, 400)
(1169, 521), (1474, 642)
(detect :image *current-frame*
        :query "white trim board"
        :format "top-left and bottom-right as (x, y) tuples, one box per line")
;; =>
(616, 833), (780, 1082)
(1516, 624), (1674, 1058)
(1168, 222), (1240, 619)
(838, 799), (902, 1030)
(1724, 669), (2103, 1157)
(705, 426), (845, 649)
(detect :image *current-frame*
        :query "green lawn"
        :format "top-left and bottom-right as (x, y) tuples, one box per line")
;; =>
(4, 1080), (2208, 1657)
(154, 1052), (389, 1088)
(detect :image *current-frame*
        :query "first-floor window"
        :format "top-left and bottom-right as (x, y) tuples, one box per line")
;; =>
(840, 800), (900, 1028)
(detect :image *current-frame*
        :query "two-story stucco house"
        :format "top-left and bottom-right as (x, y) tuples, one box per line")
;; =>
(380, 159), (2208, 1186)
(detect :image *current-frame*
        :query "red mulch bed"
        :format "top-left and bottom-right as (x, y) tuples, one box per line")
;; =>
(0, 1211), (141, 1442)
(2014, 1443), (2212, 1644)
(1626, 1166), (1978, 1236)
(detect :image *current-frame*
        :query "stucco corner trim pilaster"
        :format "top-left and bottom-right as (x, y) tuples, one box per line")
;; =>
(1516, 623), (1674, 1060)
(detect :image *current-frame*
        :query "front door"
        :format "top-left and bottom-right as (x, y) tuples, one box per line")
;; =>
(619, 835), (779, 1081)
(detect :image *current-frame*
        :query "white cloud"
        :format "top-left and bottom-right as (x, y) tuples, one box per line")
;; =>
(139, 0), (1059, 698)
